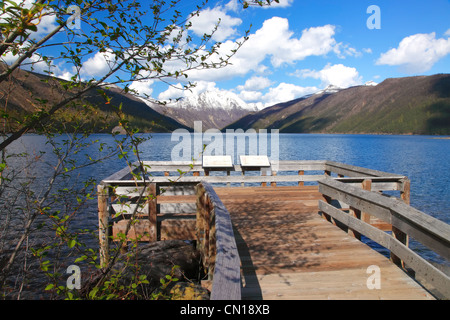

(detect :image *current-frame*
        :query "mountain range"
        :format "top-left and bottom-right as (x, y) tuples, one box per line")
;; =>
(1, 63), (449, 135)
(0, 64), (188, 133)
(141, 90), (259, 130)
(225, 74), (450, 135)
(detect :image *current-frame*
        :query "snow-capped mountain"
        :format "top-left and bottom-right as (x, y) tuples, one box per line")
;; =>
(313, 84), (342, 96)
(171, 90), (259, 112)
(146, 90), (260, 130)
(307, 81), (378, 98)
(363, 80), (378, 86)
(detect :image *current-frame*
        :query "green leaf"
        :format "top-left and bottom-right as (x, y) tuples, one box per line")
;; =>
(75, 255), (87, 263)
(45, 284), (54, 291)
(68, 239), (76, 248)
(89, 287), (99, 299)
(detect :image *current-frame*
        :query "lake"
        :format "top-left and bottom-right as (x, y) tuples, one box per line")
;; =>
(2, 132), (449, 298)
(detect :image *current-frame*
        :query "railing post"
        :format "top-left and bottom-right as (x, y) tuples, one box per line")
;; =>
(391, 178), (410, 268)
(261, 169), (267, 187)
(204, 194), (211, 278)
(271, 170), (277, 187)
(298, 170), (304, 186)
(98, 184), (109, 268)
(196, 184), (210, 275)
(401, 178), (411, 205)
(361, 179), (372, 223)
(321, 194), (334, 224)
(195, 184), (205, 251)
(148, 183), (158, 242)
(208, 200), (216, 280)
(348, 206), (362, 240)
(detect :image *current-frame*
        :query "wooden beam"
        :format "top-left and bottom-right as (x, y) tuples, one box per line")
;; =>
(201, 182), (241, 300)
(319, 200), (450, 299)
(148, 183), (157, 242)
(97, 184), (109, 268)
(271, 171), (277, 187)
(319, 178), (450, 262)
(361, 179), (372, 224)
(348, 206), (362, 240)
(401, 178), (411, 205)
(298, 170), (304, 187)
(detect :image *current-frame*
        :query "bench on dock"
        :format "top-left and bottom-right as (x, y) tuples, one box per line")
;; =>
(97, 159), (450, 299)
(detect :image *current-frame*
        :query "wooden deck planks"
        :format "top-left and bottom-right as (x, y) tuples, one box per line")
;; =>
(214, 186), (435, 300)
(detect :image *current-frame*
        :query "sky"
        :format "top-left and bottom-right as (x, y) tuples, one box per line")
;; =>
(150, 0), (450, 108)
(3, 0), (450, 109)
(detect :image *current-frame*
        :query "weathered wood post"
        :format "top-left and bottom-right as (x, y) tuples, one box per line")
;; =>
(298, 170), (304, 186)
(271, 170), (277, 187)
(196, 184), (206, 267)
(207, 197), (216, 280)
(391, 178), (411, 268)
(400, 178), (411, 205)
(98, 184), (109, 268)
(348, 206), (362, 240)
(261, 169), (267, 187)
(148, 183), (158, 242)
(361, 179), (372, 223)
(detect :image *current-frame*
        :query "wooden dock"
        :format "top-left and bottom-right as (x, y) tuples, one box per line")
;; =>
(98, 159), (450, 300)
(215, 186), (434, 300)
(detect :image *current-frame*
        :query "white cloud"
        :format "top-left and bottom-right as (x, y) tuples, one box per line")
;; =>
(445, 29), (450, 37)
(252, 19), (338, 67)
(261, 0), (294, 9)
(129, 79), (154, 97)
(376, 32), (450, 73)
(189, 3), (242, 41)
(158, 81), (218, 101)
(225, 0), (240, 12)
(334, 43), (362, 58)
(239, 90), (263, 102)
(295, 63), (363, 88)
(260, 83), (318, 107)
(237, 76), (273, 91)
(184, 17), (341, 82)
(80, 50), (117, 78)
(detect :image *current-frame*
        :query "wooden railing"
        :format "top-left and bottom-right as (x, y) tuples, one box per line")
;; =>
(196, 182), (241, 300)
(318, 177), (450, 299)
(98, 160), (438, 299)
(98, 160), (409, 260)
(101, 160), (407, 187)
(98, 178), (241, 299)
(97, 180), (198, 266)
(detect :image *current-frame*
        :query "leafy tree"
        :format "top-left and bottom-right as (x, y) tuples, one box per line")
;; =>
(0, 0), (277, 299)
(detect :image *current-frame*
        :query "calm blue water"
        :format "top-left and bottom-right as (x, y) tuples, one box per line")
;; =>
(4, 133), (450, 288)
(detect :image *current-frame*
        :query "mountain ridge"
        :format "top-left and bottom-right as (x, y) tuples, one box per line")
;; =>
(144, 90), (260, 130)
(224, 74), (450, 135)
(0, 64), (189, 133)
(1, 63), (449, 135)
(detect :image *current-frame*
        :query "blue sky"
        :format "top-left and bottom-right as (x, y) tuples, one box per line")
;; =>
(4, 0), (449, 109)
(148, 0), (450, 108)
